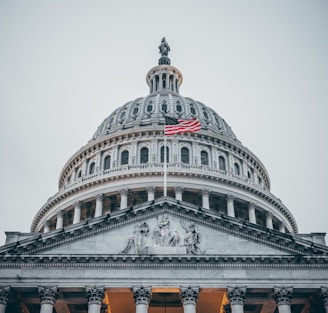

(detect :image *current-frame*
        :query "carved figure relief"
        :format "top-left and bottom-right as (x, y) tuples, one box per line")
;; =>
(121, 215), (201, 255)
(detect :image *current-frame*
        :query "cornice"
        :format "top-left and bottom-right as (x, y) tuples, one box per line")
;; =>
(5, 199), (327, 257)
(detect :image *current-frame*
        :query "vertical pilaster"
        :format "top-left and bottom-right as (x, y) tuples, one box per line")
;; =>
(120, 189), (128, 210)
(273, 286), (293, 313)
(85, 286), (105, 313)
(0, 286), (10, 313)
(73, 201), (82, 224)
(227, 195), (235, 217)
(174, 186), (184, 201)
(132, 286), (151, 313)
(95, 194), (104, 217)
(201, 189), (210, 209)
(38, 286), (58, 313)
(180, 286), (200, 313)
(321, 287), (328, 313)
(227, 286), (246, 313)
(146, 186), (156, 202)
(56, 211), (64, 229)
(266, 211), (273, 230)
(248, 203), (256, 224)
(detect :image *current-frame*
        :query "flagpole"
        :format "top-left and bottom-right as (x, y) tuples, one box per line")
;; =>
(164, 117), (167, 197)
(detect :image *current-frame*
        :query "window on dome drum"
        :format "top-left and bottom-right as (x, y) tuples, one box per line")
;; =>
(89, 162), (95, 175)
(161, 102), (168, 113)
(234, 163), (240, 176)
(140, 147), (149, 164)
(77, 170), (82, 178)
(201, 150), (209, 166)
(181, 147), (190, 164)
(119, 110), (126, 120)
(190, 105), (196, 115)
(218, 156), (226, 171)
(176, 103), (182, 112)
(121, 150), (129, 165)
(132, 105), (139, 115)
(203, 110), (209, 120)
(160, 146), (169, 163)
(104, 155), (111, 170)
(146, 104), (153, 112)
(247, 171), (252, 179)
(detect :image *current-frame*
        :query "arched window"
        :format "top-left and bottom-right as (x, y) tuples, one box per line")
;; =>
(181, 147), (190, 164)
(121, 150), (129, 165)
(160, 146), (169, 163)
(218, 156), (226, 171)
(89, 162), (95, 175)
(104, 155), (111, 170)
(140, 147), (149, 164)
(234, 163), (240, 176)
(247, 170), (252, 179)
(77, 170), (82, 178)
(201, 150), (209, 166)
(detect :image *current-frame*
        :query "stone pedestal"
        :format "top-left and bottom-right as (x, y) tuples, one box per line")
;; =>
(227, 287), (246, 313)
(85, 286), (105, 313)
(132, 286), (151, 313)
(38, 286), (58, 313)
(0, 286), (10, 313)
(180, 286), (200, 313)
(273, 286), (293, 313)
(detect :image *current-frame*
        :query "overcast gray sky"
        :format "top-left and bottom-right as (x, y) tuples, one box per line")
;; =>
(0, 1), (327, 245)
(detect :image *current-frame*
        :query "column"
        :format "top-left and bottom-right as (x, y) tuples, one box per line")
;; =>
(273, 286), (293, 313)
(266, 211), (273, 230)
(132, 286), (151, 313)
(180, 286), (200, 313)
(174, 186), (184, 201)
(146, 186), (156, 202)
(56, 211), (64, 229)
(95, 194), (104, 217)
(0, 286), (10, 313)
(38, 286), (58, 313)
(73, 201), (82, 224)
(321, 287), (328, 313)
(201, 189), (210, 210)
(120, 189), (128, 210)
(227, 195), (235, 217)
(85, 286), (105, 313)
(227, 286), (246, 313)
(279, 222), (285, 233)
(44, 220), (50, 233)
(248, 203), (256, 224)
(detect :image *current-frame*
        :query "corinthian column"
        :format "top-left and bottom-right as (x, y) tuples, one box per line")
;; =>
(180, 286), (200, 313)
(0, 286), (10, 313)
(201, 189), (210, 210)
(73, 201), (82, 224)
(248, 203), (256, 224)
(56, 210), (64, 229)
(174, 186), (184, 201)
(120, 189), (128, 210)
(321, 287), (328, 313)
(95, 194), (104, 217)
(273, 286), (293, 313)
(132, 286), (152, 313)
(38, 286), (58, 313)
(227, 286), (246, 313)
(85, 286), (105, 313)
(227, 195), (235, 217)
(146, 186), (156, 201)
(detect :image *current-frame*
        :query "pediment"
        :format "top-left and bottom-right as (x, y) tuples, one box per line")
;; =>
(1, 198), (327, 259)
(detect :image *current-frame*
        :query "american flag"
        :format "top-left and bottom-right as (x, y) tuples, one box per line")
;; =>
(164, 116), (201, 136)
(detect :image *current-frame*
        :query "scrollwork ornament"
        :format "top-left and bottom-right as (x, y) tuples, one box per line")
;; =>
(273, 286), (293, 306)
(0, 286), (10, 305)
(227, 286), (247, 305)
(321, 287), (328, 309)
(180, 286), (200, 305)
(38, 286), (58, 305)
(85, 286), (105, 305)
(132, 286), (151, 305)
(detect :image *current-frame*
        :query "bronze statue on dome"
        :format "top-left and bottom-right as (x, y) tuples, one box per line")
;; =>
(159, 37), (170, 57)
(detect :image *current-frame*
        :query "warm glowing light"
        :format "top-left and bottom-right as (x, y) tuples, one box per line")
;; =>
(152, 287), (181, 293)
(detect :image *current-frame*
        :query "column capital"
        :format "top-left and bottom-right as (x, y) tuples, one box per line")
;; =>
(227, 194), (234, 201)
(146, 186), (156, 193)
(227, 286), (246, 305)
(265, 211), (273, 217)
(321, 286), (328, 308)
(0, 286), (10, 305)
(273, 286), (293, 305)
(248, 202), (256, 208)
(57, 210), (64, 218)
(120, 189), (129, 196)
(74, 201), (82, 208)
(38, 286), (58, 305)
(201, 189), (210, 196)
(174, 186), (184, 193)
(180, 286), (200, 305)
(132, 286), (152, 305)
(85, 286), (105, 305)
(96, 193), (104, 201)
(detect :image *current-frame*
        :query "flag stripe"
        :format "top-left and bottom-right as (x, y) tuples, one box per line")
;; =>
(165, 118), (201, 136)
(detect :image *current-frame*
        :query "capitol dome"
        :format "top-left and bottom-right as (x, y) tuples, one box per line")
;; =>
(30, 38), (297, 235)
